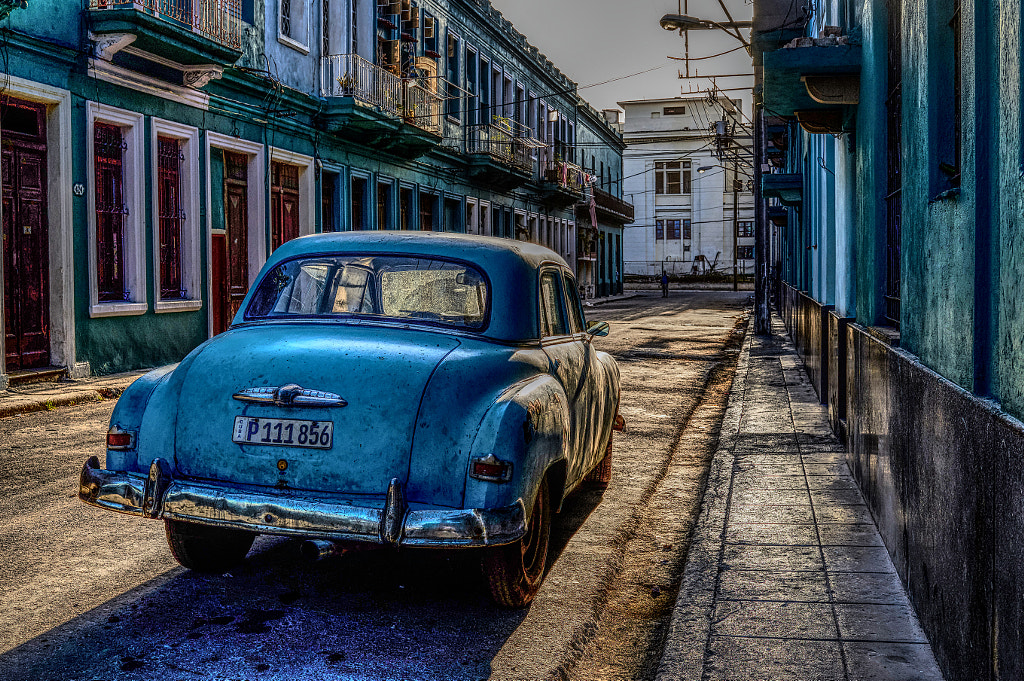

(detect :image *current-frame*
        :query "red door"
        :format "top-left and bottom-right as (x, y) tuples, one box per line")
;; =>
(212, 152), (249, 335)
(1, 98), (50, 370)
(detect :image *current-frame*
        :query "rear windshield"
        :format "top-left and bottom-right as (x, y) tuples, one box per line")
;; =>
(245, 255), (489, 330)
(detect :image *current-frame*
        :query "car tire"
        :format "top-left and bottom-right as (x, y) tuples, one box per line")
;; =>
(164, 520), (256, 574)
(482, 476), (551, 608)
(584, 432), (614, 489)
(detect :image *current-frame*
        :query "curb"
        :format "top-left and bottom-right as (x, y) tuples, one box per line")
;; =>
(654, 322), (752, 679)
(0, 374), (144, 419)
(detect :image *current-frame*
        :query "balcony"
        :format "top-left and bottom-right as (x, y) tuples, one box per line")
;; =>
(593, 187), (634, 224)
(762, 33), (861, 134)
(762, 173), (803, 208)
(319, 55), (444, 157)
(88, 0), (243, 66)
(540, 160), (585, 208)
(465, 123), (534, 189)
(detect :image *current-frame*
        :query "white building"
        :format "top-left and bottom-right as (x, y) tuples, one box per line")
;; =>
(619, 96), (754, 277)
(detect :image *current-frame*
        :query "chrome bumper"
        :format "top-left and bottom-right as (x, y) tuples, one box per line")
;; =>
(79, 456), (526, 548)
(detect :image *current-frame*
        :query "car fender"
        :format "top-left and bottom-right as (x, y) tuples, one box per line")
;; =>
(463, 373), (570, 513)
(105, 363), (177, 472)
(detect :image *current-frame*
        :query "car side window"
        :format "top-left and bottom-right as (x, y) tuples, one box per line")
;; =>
(540, 271), (569, 338)
(562, 274), (586, 335)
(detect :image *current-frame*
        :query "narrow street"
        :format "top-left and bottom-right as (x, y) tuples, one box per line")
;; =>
(0, 292), (749, 681)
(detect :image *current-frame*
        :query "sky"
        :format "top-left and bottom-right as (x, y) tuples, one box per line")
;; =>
(488, 0), (755, 116)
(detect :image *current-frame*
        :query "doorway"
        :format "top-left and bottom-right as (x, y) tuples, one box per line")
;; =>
(212, 150), (249, 334)
(1, 97), (51, 370)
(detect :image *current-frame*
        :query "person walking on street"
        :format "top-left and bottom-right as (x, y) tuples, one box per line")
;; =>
(661, 271), (669, 298)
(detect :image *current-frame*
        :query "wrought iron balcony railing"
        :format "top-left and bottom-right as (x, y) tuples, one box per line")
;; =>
(321, 54), (403, 117)
(466, 123), (534, 175)
(544, 160), (586, 193)
(89, 0), (242, 50)
(403, 81), (443, 136)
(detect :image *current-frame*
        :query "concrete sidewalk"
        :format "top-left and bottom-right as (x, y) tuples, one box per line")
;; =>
(656, 315), (945, 680)
(0, 370), (147, 418)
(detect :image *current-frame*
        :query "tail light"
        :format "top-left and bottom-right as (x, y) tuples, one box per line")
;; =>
(470, 455), (512, 482)
(106, 426), (135, 450)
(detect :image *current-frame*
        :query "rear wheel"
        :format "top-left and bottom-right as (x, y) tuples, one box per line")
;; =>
(482, 476), (552, 608)
(584, 432), (614, 489)
(164, 520), (255, 574)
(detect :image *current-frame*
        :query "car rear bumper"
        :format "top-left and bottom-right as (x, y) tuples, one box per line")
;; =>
(78, 456), (526, 548)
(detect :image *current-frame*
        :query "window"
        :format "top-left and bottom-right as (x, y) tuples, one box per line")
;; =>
(157, 137), (184, 299)
(562, 274), (586, 334)
(446, 32), (460, 118)
(322, 0), (330, 55)
(737, 246), (754, 260)
(95, 122), (127, 302)
(88, 102), (146, 317)
(423, 11), (437, 55)
(247, 255), (489, 330)
(351, 174), (368, 230)
(321, 172), (337, 232)
(655, 161), (691, 194)
(279, 0), (308, 52)
(539, 271), (568, 337)
(663, 106), (686, 115)
(666, 219), (682, 240)
(377, 180), (392, 230)
(420, 191), (437, 230)
(465, 47), (478, 125)
(737, 221), (754, 237)
(152, 119), (201, 311)
(655, 220), (664, 240)
(399, 185), (414, 230)
(683, 219), (692, 240)
(444, 196), (461, 232)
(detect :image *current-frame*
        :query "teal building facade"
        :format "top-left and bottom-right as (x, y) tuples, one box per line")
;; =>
(754, 1), (1024, 678)
(0, 0), (627, 385)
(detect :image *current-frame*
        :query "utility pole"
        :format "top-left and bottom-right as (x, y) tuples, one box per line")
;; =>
(732, 153), (739, 291)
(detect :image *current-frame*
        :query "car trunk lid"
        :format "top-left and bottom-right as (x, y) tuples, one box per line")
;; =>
(173, 323), (458, 495)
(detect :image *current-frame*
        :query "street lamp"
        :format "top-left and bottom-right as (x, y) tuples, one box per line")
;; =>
(659, 14), (752, 32)
(659, 13), (751, 49)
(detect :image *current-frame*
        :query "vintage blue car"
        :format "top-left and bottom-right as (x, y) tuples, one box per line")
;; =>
(80, 232), (622, 607)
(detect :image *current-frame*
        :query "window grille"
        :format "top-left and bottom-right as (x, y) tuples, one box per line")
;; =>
(157, 136), (185, 299)
(884, 0), (902, 327)
(94, 122), (128, 302)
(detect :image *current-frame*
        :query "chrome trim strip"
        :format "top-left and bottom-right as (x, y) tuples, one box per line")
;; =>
(233, 385), (348, 408)
(79, 459), (526, 548)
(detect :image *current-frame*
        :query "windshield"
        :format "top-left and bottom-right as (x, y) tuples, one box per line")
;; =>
(245, 255), (489, 330)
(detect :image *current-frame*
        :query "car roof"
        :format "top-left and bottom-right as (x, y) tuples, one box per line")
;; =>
(240, 231), (574, 342)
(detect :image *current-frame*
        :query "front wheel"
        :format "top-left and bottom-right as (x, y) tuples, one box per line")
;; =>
(482, 477), (552, 608)
(164, 520), (255, 574)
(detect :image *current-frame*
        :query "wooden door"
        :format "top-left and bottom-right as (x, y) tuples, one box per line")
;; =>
(271, 162), (299, 250)
(1, 98), (50, 370)
(213, 151), (249, 334)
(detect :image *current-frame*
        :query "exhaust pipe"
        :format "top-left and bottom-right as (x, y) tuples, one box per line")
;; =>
(300, 539), (347, 562)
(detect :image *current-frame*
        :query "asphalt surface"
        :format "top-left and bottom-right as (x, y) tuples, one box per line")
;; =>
(0, 291), (750, 681)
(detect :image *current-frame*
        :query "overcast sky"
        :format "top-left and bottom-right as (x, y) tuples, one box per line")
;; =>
(488, 0), (754, 115)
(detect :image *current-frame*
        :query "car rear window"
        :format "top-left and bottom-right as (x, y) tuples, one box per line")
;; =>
(246, 255), (489, 330)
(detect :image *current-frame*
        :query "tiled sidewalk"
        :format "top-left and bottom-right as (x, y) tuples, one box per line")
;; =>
(657, 317), (944, 680)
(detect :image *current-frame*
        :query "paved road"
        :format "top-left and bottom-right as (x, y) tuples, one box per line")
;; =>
(0, 291), (749, 681)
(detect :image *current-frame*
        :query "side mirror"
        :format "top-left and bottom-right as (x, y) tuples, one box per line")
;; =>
(586, 320), (610, 338)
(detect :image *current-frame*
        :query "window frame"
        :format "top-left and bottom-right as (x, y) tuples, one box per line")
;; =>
(86, 102), (147, 318)
(151, 118), (202, 313)
(539, 268), (570, 339)
(278, 0), (310, 54)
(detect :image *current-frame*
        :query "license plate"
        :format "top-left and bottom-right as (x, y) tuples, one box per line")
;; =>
(232, 416), (334, 449)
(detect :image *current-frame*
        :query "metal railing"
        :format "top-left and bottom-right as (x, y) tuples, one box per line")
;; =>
(89, 0), (242, 50)
(321, 54), (402, 116)
(402, 82), (443, 135)
(544, 160), (586, 193)
(466, 124), (534, 174)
